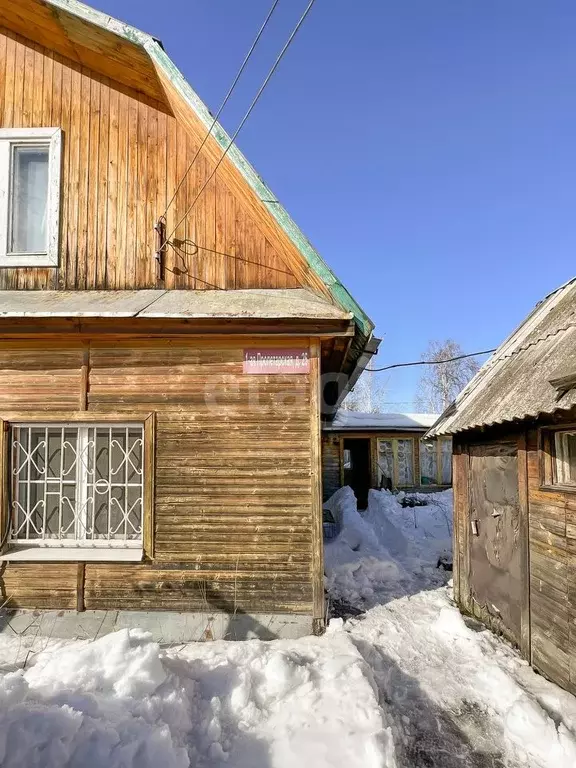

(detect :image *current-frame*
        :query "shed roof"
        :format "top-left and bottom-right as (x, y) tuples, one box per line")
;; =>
(0, 289), (351, 321)
(428, 277), (576, 437)
(323, 411), (439, 432)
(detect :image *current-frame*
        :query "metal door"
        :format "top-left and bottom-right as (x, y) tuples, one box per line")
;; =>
(469, 441), (522, 645)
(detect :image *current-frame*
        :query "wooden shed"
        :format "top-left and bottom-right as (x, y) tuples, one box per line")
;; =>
(0, 0), (379, 637)
(428, 277), (576, 693)
(322, 411), (451, 507)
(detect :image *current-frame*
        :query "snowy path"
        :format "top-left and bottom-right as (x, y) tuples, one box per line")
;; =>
(325, 488), (576, 768)
(1, 488), (576, 767)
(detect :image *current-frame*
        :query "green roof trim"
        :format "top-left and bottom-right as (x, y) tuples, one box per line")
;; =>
(47, 0), (374, 340)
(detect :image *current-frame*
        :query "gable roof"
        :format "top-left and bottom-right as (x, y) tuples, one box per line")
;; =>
(324, 411), (439, 432)
(27, 0), (373, 347)
(428, 277), (576, 437)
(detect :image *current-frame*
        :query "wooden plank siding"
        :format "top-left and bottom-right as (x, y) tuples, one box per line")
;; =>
(526, 425), (572, 692)
(0, 338), (321, 618)
(453, 420), (576, 695)
(0, 27), (312, 293)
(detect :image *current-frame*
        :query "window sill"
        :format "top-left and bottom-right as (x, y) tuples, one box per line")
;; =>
(0, 547), (144, 562)
(0, 254), (58, 268)
(540, 484), (576, 494)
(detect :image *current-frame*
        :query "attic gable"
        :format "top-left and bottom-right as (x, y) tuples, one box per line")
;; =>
(0, 0), (373, 343)
(0, 0), (167, 103)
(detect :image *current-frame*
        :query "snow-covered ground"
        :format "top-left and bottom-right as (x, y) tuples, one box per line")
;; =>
(1, 488), (576, 767)
(325, 487), (576, 768)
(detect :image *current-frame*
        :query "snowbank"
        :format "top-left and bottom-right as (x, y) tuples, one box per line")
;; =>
(326, 485), (576, 768)
(324, 487), (450, 609)
(0, 625), (396, 768)
(366, 488), (453, 566)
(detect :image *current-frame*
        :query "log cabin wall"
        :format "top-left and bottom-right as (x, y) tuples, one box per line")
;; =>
(0, 337), (323, 620)
(0, 26), (315, 293)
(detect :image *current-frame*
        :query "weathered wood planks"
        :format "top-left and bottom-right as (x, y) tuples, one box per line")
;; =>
(0, 26), (317, 293)
(0, 337), (320, 618)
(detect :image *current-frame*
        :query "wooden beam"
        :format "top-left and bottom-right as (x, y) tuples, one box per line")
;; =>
(309, 338), (325, 633)
(76, 562), (85, 611)
(79, 342), (90, 410)
(0, 419), (7, 554)
(518, 430), (532, 661)
(143, 412), (156, 559)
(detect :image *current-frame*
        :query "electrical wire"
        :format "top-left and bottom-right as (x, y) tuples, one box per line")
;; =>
(159, 0), (282, 224)
(368, 348), (497, 373)
(159, 0), (317, 253)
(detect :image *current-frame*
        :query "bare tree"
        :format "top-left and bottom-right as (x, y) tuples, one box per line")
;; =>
(415, 339), (480, 413)
(341, 367), (387, 413)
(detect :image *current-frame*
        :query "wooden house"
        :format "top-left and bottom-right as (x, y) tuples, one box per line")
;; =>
(322, 411), (451, 507)
(428, 276), (576, 693)
(0, 0), (379, 637)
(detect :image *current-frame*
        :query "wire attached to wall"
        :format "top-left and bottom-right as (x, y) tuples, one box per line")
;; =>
(158, 0), (318, 254)
(368, 348), (497, 373)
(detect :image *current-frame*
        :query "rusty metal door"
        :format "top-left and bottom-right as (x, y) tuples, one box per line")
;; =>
(469, 441), (522, 645)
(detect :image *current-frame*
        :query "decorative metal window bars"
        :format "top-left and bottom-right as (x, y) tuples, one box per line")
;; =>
(10, 424), (144, 547)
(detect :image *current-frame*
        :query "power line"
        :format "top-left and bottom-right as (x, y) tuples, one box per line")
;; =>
(159, 0), (317, 253)
(159, 0), (282, 224)
(368, 348), (496, 373)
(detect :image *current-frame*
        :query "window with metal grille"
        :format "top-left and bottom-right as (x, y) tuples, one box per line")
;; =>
(10, 423), (144, 548)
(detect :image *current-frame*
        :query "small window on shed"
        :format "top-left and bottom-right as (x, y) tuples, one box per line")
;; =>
(554, 431), (576, 486)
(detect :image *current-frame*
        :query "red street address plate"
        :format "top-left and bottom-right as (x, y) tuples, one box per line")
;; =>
(243, 348), (310, 374)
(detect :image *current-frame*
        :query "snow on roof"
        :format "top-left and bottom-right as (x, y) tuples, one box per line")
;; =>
(323, 411), (440, 432)
(0, 289), (350, 321)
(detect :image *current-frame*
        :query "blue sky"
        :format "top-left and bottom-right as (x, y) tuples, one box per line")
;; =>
(98, 0), (576, 408)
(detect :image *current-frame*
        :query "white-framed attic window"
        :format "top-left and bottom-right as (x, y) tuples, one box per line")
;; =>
(0, 128), (61, 267)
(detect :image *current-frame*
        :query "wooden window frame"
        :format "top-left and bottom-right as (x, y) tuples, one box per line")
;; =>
(0, 411), (155, 561)
(538, 423), (576, 494)
(0, 127), (62, 267)
(539, 425), (576, 493)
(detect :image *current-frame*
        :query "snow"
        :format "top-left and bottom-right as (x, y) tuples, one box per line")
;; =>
(1, 486), (576, 767)
(325, 487), (576, 767)
(324, 488), (452, 609)
(0, 621), (393, 768)
(324, 410), (439, 431)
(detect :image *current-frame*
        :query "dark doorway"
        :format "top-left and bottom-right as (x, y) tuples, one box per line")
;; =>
(468, 441), (523, 646)
(343, 438), (371, 508)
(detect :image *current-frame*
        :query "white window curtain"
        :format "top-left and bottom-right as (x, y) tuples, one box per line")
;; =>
(420, 441), (437, 485)
(397, 439), (414, 486)
(10, 146), (49, 254)
(377, 440), (393, 486)
(440, 439), (452, 485)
